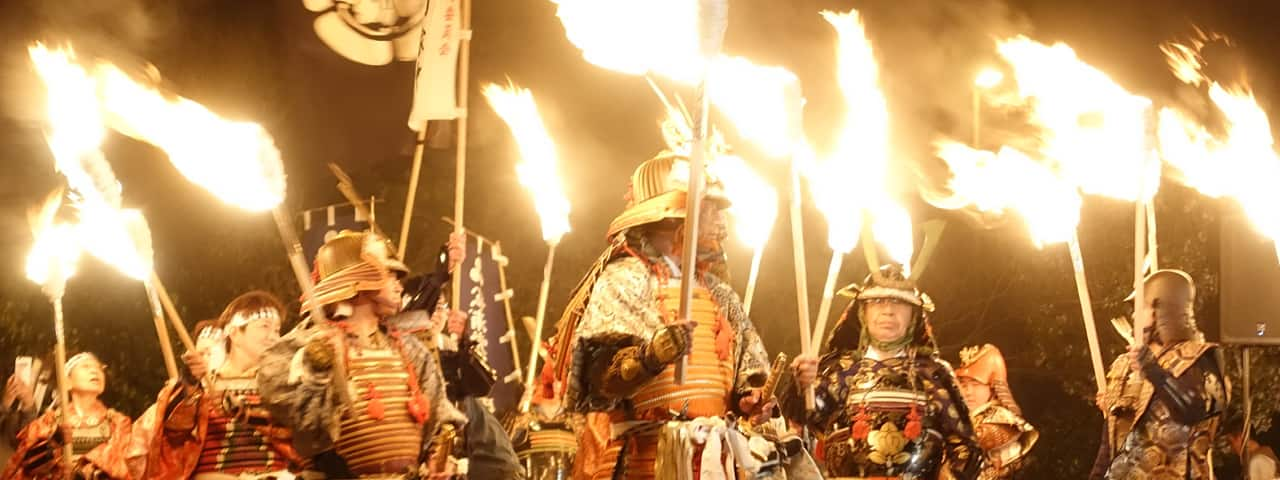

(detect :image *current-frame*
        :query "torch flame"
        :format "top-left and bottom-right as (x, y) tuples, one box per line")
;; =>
(97, 65), (285, 212)
(1158, 39), (1280, 252)
(29, 44), (155, 282)
(997, 37), (1154, 202)
(25, 191), (81, 297)
(706, 57), (804, 158)
(810, 10), (913, 263)
(713, 154), (778, 250)
(552, 0), (706, 83)
(933, 141), (1083, 246)
(482, 82), (572, 244)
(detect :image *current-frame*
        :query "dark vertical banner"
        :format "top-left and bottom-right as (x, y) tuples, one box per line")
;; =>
(300, 202), (371, 265)
(457, 235), (521, 414)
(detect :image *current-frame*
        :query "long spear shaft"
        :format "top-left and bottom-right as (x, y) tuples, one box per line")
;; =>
(742, 248), (763, 317)
(521, 242), (558, 412)
(145, 283), (179, 379)
(449, 0), (473, 314)
(1068, 233), (1106, 392)
(789, 163), (815, 410)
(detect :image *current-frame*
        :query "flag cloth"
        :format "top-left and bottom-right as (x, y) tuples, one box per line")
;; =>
(407, 0), (463, 131)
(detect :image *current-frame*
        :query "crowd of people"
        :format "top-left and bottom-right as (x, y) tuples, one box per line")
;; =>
(0, 151), (1264, 479)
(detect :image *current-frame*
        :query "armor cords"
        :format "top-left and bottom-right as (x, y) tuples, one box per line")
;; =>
(195, 376), (292, 476)
(334, 346), (424, 476)
(594, 285), (735, 479)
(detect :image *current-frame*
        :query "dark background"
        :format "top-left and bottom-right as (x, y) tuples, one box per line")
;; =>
(2, 1), (1279, 477)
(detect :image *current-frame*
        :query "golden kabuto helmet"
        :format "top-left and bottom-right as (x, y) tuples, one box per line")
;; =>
(827, 263), (937, 352)
(300, 230), (396, 316)
(955, 344), (1009, 387)
(606, 152), (729, 239)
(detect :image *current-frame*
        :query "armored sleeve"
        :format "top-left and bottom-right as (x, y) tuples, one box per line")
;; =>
(1138, 345), (1226, 425)
(778, 352), (843, 433)
(931, 360), (982, 479)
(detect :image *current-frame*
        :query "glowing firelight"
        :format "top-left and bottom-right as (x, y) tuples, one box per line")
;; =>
(97, 66), (285, 212)
(1158, 40), (1280, 256)
(713, 155), (778, 250)
(29, 44), (155, 281)
(25, 192), (81, 295)
(706, 57), (804, 158)
(482, 82), (571, 244)
(974, 68), (1004, 89)
(811, 10), (913, 262)
(996, 37), (1155, 203)
(933, 142), (1083, 246)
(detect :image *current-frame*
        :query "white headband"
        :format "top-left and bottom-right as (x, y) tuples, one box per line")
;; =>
(228, 307), (281, 329)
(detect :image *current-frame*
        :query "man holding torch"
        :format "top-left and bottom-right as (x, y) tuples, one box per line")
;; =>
(1090, 269), (1226, 480)
(257, 231), (465, 478)
(784, 264), (981, 479)
(554, 152), (773, 479)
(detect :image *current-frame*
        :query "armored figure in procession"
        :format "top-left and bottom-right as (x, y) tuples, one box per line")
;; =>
(145, 291), (302, 479)
(954, 344), (1037, 479)
(2, 353), (134, 480)
(1091, 269), (1227, 480)
(785, 265), (981, 479)
(257, 231), (465, 479)
(551, 152), (781, 479)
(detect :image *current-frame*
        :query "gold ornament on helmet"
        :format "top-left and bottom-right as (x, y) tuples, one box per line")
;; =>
(605, 152), (728, 238)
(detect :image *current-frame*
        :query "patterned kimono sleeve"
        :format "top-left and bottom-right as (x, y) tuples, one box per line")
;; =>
(566, 258), (658, 412)
(77, 411), (133, 479)
(2, 409), (60, 480)
(705, 275), (768, 396)
(930, 359), (981, 479)
(257, 321), (342, 458)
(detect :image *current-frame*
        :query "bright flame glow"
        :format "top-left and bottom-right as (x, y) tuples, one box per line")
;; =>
(482, 82), (572, 244)
(25, 193), (80, 296)
(997, 37), (1154, 202)
(1158, 43), (1280, 249)
(933, 141), (1082, 246)
(97, 66), (285, 211)
(552, 0), (707, 83)
(810, 10), (912, 261)
(29, 44), (154, 281)
(974, 68), (1004, 89)
(713, 155), (778, 250)
(706, 57), (804, 157)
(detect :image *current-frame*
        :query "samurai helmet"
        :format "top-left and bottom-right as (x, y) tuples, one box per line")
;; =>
(301, 230), (395, 316)
(1128, 269), (1198, 344)
(606, 152), (728, 239)
(828, 263), (936, 352)
(955, 344), (1009, 387)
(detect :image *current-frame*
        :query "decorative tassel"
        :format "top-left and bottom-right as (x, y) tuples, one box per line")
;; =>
(363, 382), (385, 420)
(408, 389), (430, 424)
(903, 404), (922, 440)
(851, 404), (872, 440)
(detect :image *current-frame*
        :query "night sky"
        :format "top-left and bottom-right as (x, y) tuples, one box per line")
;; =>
(2, 1), (1279, 477)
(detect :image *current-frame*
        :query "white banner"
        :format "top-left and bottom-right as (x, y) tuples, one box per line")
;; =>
(407, 0), (462, 130)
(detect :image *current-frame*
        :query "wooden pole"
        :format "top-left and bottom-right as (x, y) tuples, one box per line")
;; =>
(150, 273), (194, 351)
(50, 298), (73, 472)
(145, 283), (179, 379)
(492, 242), (522, 377)
(789, 163), (815, 410)
(521, 242), (557, 412)
(398, 129), (427, 260)
(1132, 202), (1148, 347)
(1068, 233), (1107, 392)
(449, 0), (473, 315)
(742, 248), (763, 317)
(809, 253), (844, 351)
